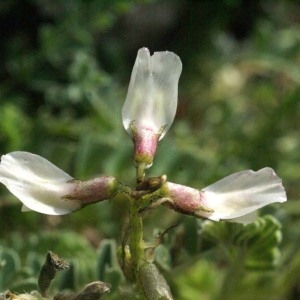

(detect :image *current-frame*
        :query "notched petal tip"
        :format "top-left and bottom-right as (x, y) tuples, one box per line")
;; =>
(122, 47), (182, 138)
(137, 47), (150, 57)
(262, 167), (287, 203)
(247, 167), (287, 204)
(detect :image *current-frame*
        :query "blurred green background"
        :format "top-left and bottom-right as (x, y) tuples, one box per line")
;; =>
(0, 0), (299, 299)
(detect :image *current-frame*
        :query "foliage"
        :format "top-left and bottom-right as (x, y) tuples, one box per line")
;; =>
(0, 0), (299, 299)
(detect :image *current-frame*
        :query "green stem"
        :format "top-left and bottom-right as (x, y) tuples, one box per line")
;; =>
(128, 197), (144, 281)
(136, 163), (146, 183)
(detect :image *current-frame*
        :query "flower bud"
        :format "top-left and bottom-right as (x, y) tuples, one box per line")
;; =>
(139, 262), (173, 300)
(54, 281), (111, 300)
(38, 251), (69, 297)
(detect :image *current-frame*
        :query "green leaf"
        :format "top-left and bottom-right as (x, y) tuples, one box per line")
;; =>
(200, 215), (283, 270)
(96, 239), (123, 293)
(97, 239), (114, 281)
(0, 246), (21, 289)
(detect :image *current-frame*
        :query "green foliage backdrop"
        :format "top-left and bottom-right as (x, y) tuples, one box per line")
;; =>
(0, 0), (299, 299)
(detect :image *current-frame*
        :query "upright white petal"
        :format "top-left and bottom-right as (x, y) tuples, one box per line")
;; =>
(122, 47), (182, 139)
(201, 168), (287, 222)
(0, 152), (80, 215)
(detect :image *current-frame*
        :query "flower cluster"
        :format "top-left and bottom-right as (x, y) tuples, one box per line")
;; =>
(0, 48), (286, 223)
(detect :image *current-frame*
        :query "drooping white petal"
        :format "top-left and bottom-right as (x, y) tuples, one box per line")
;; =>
(122, 47), (182, 139)
(0, 152), (80, 215)
(201, 168), (286, 223)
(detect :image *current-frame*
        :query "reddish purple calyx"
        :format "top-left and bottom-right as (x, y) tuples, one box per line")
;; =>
(131, 126), (161, 167)
(63, 176), (118, 206)
(164, 182), (214, 216)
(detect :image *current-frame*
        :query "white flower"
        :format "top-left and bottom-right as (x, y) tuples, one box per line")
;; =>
(0, 152), (119, 215)
(122, 47), (182, 139)
(122, 48), (182, 175)
(0, 151), (80, 215)
(200, 168), (287, 223)
(162, 168), (286, 223)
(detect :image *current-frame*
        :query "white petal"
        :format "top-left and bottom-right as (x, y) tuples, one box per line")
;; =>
(21, 204), (32, 212)
(0, 152), (80, 215)
(0, 151), (73, 183)
(201, 168), (287, 222)
(122, 47), (182, 139)
(227, 212), (257, 224)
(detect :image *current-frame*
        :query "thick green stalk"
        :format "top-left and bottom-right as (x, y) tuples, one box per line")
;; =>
(128, 197), (144, 281)
(122, 177), (172, 298)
